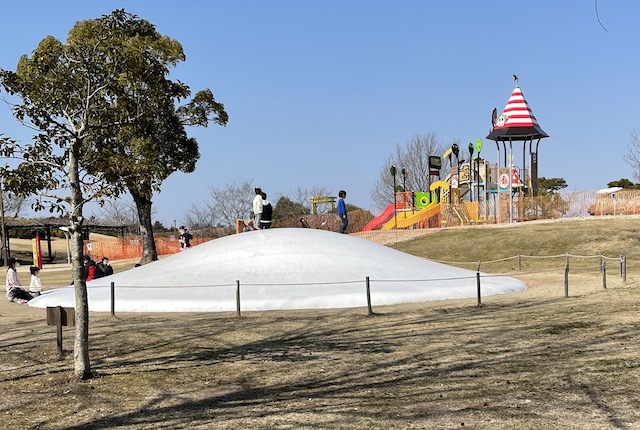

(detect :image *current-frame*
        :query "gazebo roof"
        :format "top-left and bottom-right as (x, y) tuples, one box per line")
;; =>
(487, 85), (548, 141)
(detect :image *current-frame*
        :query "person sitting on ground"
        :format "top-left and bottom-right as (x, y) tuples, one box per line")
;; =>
(6, 257), (33, 304)
(243, 220), (256, 232)
(179, 226), (193, 251)
(97, 257), (114, 277)
(29, 266), (44, 296)
(83, 255), (99, 282)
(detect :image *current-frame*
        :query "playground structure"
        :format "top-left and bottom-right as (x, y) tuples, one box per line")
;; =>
(364, 79), (558, 231)
(362, 160), (532, 231)
(310, 196), (337, 215)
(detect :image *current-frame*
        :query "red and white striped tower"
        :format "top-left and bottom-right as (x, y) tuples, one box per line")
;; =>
(487, 76), (549, 222)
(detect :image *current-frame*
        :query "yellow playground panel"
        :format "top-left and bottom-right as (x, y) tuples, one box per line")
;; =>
(381, 203), (441, 230)
(373, 179), (484, 231)
(310, 196), (337, 215)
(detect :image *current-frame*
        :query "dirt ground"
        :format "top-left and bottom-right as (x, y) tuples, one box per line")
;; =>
(1, 267), (639, 429)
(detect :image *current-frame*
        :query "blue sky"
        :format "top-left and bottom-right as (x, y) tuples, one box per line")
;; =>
(1, 1), (638, 226)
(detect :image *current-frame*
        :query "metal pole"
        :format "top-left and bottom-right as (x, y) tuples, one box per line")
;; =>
(366, 276), (373, 315)
(564, 264), (569, 298)
(236, 280), (241, 318)
(623, 256), (627, 283)
(0, 176), (7, 266)
(476, 272), (482, 307)
(620, 255), (623, 277)
(110, 282), (115, 317)
(390, 166), (398, 230)
(599, 254), (603, 273)
(508, 140), (513, 223)
(56, 306), (63, 356)
(496, 142), (500, 223)
(602, 261), (607, 289)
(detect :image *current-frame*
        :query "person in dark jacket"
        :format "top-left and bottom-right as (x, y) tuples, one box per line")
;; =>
(97, 257), (114, 277)
(260, 192), (273, 229)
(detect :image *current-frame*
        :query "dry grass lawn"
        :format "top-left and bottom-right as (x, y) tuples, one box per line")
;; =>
(1, 217), (640, 429)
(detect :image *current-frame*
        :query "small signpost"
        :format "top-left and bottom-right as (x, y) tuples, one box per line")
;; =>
(46, 306), (75, 356)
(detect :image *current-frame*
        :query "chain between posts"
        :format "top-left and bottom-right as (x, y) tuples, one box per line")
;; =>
(102, 252), (629, 318)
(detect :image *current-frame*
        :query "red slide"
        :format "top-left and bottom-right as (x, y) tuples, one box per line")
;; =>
(363, 204), (397, 231)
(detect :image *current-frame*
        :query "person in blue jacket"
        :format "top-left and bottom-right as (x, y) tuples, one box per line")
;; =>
(337, 190), (348, 234)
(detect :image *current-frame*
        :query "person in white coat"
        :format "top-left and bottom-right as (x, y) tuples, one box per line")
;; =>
(29, 266), (44, 296)
(253, 187), (263, 229)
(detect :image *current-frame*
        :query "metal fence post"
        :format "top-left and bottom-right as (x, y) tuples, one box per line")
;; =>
(236, 280), (241, 318)
(476, 271), (481, 307)
(110, 282), (115, 316)
(602, 261), (607, 289)
(366, 276), (373, 315)
(623, 256), (627, 283)
(564, 264), (569, 298)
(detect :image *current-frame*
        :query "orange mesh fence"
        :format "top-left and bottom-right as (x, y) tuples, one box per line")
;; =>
(84, 235), (214, 262)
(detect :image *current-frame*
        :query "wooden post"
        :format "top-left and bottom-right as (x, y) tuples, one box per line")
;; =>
(46, 306), (75, 357)
(56, 316), (63, 355)
(366, 276), (373, 315)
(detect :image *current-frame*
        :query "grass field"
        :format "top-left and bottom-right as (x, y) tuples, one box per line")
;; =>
(1, 217), (639, 429)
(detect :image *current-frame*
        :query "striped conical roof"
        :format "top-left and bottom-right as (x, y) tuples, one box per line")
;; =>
(487, 85), (548, 141)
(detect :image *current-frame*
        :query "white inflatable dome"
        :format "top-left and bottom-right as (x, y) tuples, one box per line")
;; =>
(29, 228), (525, 312)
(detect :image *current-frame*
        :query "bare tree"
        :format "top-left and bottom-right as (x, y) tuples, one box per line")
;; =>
(3, 192), (26, 218)
(370, 132), (450, 211)
(183, 204), (213, 230)
(94, 198), (139, 227)
(186, 179), (254, 228)
(288, 185), (334, 214)
(624, 129), (640, 182)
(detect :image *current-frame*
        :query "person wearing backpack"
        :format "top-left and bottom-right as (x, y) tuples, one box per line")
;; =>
(260, 192), (273, 229)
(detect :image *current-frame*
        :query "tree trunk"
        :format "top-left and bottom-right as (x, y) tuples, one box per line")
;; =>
(71, 228), (92, 379)
(69, 139), (93, 379)
(132, 191), (158, 264)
